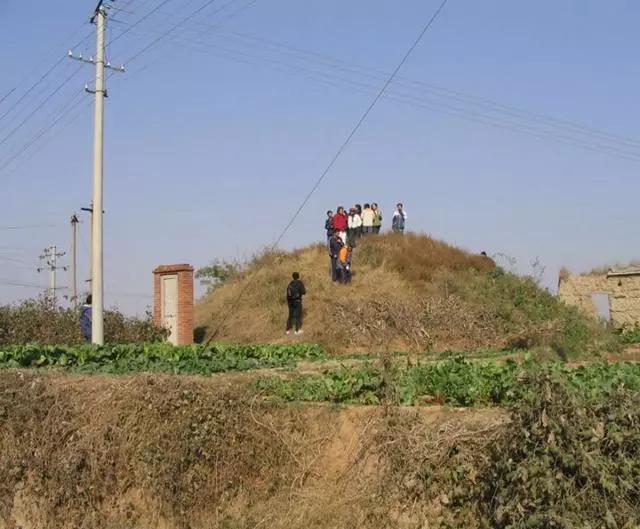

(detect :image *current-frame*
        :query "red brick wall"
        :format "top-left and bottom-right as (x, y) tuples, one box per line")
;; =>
(152, 264), (194, 345)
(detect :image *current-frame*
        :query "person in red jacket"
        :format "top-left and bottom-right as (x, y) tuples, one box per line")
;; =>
(332, 206), (348, 244)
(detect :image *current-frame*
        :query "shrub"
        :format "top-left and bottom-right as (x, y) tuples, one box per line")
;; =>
(0, 297), (167, 345)
(473, 374), (640, 528)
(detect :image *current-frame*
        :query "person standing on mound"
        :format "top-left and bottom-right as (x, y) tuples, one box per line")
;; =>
(286, 272), (306, 335)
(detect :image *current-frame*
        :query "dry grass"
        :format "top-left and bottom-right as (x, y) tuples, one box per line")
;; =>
(195, 233), (502, 354)
(0, 370), (505, 529)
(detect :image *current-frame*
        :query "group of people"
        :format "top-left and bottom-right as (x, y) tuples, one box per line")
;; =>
(285, 202), (408, 335)
(324, 202), (408, 284)
(325, 202), (407, 246)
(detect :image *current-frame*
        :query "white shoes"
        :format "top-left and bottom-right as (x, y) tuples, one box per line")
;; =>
(295, 329), (304, 335)
(286, 330), (291, 335)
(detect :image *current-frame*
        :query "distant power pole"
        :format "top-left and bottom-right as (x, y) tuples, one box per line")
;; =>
(38, 246), (67, 303)
(68, 0), (125, 345)
(70, 214), (79, 305)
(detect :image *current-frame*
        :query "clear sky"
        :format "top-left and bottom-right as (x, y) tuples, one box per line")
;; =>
(1, 0), (639, 314)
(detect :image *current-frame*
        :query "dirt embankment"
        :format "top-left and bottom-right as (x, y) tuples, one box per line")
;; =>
(0, 370), (505, 529)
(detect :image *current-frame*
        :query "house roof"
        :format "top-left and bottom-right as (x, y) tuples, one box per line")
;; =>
(607, 266), (640, 278)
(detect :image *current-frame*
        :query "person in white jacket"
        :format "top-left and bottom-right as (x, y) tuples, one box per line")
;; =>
(347, 207), (362, 247)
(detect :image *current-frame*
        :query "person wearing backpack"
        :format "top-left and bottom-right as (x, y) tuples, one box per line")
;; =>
(392, 202), (407, 233)
(286, 272), (306, 335)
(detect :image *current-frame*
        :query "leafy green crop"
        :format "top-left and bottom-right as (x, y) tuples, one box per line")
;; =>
(0, 343), (325, 374)
(256, 358), (640, 407)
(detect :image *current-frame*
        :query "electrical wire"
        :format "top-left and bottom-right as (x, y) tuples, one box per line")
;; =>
(0, 65), (84, 149)
(116, 26), (640, 162)
(113, 18), (640, 161)
(0, 224), (57, 230)
(0, 32), (92, 126)
(0, 88), (16, 106)
(205, 0), (451, 343)
(122, 0), (226, 65)
(0, 89), (90, 176)
(106, 0), (176, 47)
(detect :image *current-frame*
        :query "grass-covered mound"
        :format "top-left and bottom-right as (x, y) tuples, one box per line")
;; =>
(196, 233), (608, 357)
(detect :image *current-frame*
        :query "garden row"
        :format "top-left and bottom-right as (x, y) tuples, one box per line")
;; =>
(0, 343), (325, 374)
(256, 357), (640, 406)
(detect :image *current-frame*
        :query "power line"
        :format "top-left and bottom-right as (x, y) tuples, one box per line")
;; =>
(0, 224), (57, 230)
(106, 0), (176, 46)
(0, 65), (84, 149)
(122, 0), (227, 64)
(206, 0), (450, 342)
(0, 88), (16, 106)
(0, 32), (92, 126)
(114, 19), (640, 161)
(0, 92), (91, 176)
(0, 281), (48, 290)
(124, 28), (640, 162)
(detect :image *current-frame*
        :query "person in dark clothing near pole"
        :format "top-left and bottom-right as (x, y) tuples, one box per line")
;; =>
(286, 272), (306, 335)
(80, 294), (92, 342)
(329, 232), (344, 281)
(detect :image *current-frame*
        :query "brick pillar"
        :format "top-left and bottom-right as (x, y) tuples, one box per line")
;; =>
(153, 264), (194, 345)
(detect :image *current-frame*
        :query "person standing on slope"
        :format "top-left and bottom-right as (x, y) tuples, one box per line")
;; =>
(325, 210), (334, 246)
(372, 203), (383, 234)
(361, 203), (374, 235)
(392, 203), (407, 234)
(348, 207), (362, 247)
(332, 206), (348, 245)
(80, 294), (92, 342)
(286, 272), (306, 335)
(329, 232), (344, 281)
(338, 245), (353, 284)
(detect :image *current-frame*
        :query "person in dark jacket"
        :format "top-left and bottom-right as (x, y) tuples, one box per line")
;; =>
(325, 210), (334, 246)
(286, 272), (306, 335)
(329, 233), (344, 282)
(80, 294), (92, 341)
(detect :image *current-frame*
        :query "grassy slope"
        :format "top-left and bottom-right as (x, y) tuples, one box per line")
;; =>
(196, 233), (607, 357)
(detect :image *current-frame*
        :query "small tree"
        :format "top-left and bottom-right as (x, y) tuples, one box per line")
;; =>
(195, 259), (241, 294)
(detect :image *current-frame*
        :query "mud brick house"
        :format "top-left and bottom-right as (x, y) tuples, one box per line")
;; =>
(558, 266), (640, 327)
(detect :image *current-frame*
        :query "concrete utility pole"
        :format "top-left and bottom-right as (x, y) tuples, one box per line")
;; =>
(38, 246), (67, 303)
(70, 214), (79, 305)
(80, 203), (95, 285)
(69, 0), (124, 345)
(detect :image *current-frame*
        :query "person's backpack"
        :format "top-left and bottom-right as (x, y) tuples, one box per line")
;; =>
(287, 281), (302, 301)
(338, 246), (349, 264)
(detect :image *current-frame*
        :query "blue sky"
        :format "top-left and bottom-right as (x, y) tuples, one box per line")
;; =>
(1, 0), (639, 314)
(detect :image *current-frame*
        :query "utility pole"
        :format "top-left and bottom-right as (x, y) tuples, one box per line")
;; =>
(68, 0), (124, 345)
(38, 246), (67, 303)
(81, 203), (95, 286)
(70, 214), (79, 305)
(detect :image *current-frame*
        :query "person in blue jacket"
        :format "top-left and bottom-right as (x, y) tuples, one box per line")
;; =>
(80, 295), (92, 341)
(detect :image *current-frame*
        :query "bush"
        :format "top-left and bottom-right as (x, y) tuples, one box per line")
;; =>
(472, 374), (640, 528)
(0, 298), (167, 345)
